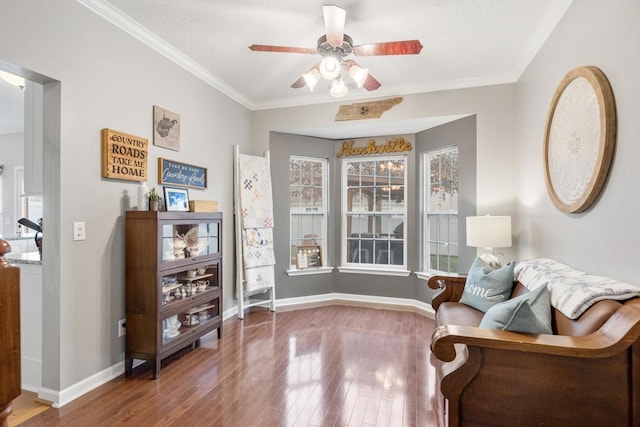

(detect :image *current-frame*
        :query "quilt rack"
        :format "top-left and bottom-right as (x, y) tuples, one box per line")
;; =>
(233, 145), (276, 319)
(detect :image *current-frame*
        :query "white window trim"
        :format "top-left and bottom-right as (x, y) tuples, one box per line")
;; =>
(286, 266), (334, 277)
(421, 146), (459, 275)
(415, 270), (462, 281)
(337, 266), (411, 277)
(289, 155), (329, 271)
(340, 156), (408, 271)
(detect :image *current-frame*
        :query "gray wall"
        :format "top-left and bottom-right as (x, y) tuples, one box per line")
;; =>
(270, 131), (336, 298)
(3, 0), (633, 405)
(0, 0), (252, 392)
(270, 117), (477, 303)
(253, 85), (518, 259)
(514, 0), (640, 282)
(415, 115), (478, 272)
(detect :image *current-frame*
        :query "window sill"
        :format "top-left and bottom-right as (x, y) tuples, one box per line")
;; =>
(337, 266), (411, 277)
(286, 267), (334, 277)
(415, 270), (462, 281)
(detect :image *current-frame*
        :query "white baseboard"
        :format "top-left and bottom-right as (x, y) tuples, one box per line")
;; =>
(48, 293), (434, 407)
(38, 361), (125, 408)
(228, 292), (435, 318)
(276, 292), (435, 318)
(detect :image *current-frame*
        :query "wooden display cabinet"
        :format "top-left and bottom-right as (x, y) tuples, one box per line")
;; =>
(124, 211), (222, 378)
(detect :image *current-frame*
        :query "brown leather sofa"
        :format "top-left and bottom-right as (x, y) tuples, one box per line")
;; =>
(428, 275), (640, 427)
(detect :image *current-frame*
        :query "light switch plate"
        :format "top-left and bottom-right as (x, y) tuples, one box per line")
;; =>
(73, 221), (86, 241)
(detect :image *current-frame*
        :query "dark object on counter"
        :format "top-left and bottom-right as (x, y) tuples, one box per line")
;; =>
(18, 217), (41, 233)
(18, 217), (43, 257)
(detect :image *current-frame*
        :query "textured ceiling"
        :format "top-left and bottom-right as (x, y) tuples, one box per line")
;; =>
(0, 0), (573, 136)
(90, 0), (573, 110)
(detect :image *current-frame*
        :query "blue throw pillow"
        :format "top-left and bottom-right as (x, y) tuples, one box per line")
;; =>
(479, 284), (553, 334)
(459, 257), (515, 312)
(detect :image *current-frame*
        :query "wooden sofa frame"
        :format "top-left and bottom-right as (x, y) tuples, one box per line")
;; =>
(428, 275), (640, 427)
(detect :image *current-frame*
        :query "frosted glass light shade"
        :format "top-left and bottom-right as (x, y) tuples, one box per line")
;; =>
(348, 64), (369, 88)
(466, 215), (512, 248)
(319, 56), (341, 80)
(0, 70), (25, 88)
(329, 78), (348, 97)
(302, 68), (321, 92)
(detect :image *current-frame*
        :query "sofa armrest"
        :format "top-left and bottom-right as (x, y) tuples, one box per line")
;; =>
(427, 275), (467, 311)
(432, 298), (640, 362)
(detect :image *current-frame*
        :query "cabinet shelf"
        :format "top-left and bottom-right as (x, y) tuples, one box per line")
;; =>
(125, 211), (223, 379)
(178, 273), (214, 282)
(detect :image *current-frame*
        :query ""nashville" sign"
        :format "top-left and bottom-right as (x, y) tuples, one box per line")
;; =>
(336, 137), (413, 157)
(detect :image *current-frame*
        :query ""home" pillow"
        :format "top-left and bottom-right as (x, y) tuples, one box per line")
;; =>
(459, 257), (515, 312)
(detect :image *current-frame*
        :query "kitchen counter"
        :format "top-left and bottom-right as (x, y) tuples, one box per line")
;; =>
(5, 251), (42, 265)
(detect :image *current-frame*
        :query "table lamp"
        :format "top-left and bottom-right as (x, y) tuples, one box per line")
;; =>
(466, 215), (512, 268)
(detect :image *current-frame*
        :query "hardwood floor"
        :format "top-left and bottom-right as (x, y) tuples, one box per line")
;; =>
(18, 305), (439, 426)
(7, 392), (49, 427)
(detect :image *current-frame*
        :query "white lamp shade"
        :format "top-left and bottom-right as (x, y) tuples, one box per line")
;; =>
(466, 215), (512, 248)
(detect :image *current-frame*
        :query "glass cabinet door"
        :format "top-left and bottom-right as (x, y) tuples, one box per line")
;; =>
(161, 220), (220, 263)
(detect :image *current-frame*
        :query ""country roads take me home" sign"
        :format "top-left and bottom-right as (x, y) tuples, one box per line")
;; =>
(101, 128), (148, 182)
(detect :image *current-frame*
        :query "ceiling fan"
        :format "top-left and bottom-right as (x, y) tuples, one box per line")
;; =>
(249, 4), (423, 97)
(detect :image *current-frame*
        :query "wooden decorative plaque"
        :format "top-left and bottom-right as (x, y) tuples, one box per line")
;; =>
(158, 158), (207, 189)
(101, 129), (148, 182)
(543, 66), (616, 213)
(335, 97), (402, 121)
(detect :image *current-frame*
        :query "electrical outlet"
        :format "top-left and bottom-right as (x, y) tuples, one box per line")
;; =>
(73, 221), (86, 241)
(118, 319), (126, 337)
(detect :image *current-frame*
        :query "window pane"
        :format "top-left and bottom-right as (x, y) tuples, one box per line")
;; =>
(290, 161), (300, 186)
(424, 147), (459, 273)
(344, 156), (406, 268)
(312, 188), (323, 208)
(290, 156), (328, 269)
(312, 163), (322, 186)
(290, 187), (301, 210)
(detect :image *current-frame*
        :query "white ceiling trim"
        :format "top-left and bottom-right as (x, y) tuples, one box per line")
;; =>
(76, 0), (254, 109)
(78, 0), (573, 112)
(251, 72), (520, 111)
(509, 0), (574, 81)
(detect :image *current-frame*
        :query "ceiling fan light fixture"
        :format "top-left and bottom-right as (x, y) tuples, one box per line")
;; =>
(348, 64), (369, 88)
(323, 5), (346, 48)
(329, 77), (348, 98)
(0, 70), (25, 89)
(319, 56), (341, 80)
(302, 68), (321, 92)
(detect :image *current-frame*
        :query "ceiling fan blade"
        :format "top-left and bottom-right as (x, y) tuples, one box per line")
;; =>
(362, 74), (382, 91)
(291, 63), (321, 90)
(249, 44), (316, 54)
(323, 5), (346, 48)
(353, 40), (423, 56)
(291, 75), (306, 89)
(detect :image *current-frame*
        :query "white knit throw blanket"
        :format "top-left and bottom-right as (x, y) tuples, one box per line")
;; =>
(514, 258), (640, 319)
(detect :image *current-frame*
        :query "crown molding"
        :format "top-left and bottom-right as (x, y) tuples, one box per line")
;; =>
(511, 0), (574, 80)
(77, 0), (572, 112)
(76, 0), (254, 109)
